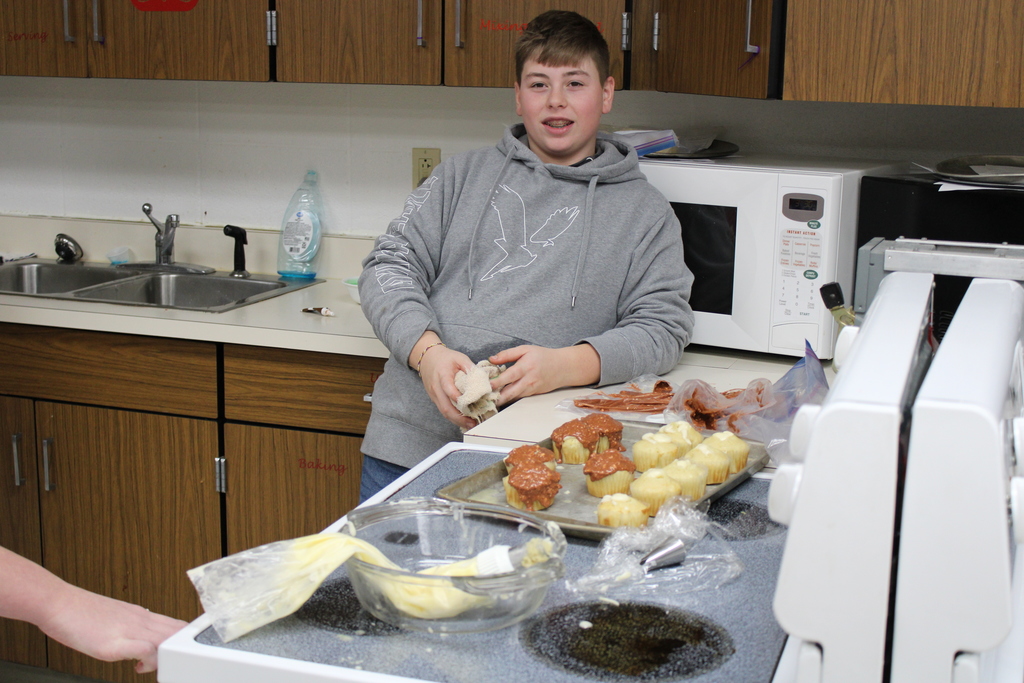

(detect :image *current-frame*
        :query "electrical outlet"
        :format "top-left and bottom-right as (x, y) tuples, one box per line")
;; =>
(413, 148), (441, 188)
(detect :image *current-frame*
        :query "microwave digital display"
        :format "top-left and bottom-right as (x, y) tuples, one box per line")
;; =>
(789, 197), (818, 212)
(670, 202), (737, 315)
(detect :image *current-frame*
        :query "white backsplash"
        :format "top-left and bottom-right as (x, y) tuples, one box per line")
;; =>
(2, 74), (1024, 278)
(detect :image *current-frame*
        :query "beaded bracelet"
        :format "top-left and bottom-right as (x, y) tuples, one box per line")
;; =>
(415, 341), (446, 373)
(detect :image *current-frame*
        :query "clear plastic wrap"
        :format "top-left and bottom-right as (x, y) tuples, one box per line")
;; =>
(665, 342), (829, 461)
(567, 498), (743, 598)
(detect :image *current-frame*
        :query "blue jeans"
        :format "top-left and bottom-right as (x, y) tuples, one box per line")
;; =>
(359, 454), (409, 503)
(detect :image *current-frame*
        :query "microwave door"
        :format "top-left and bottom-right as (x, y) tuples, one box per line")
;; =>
(769, 271), (935, 683)
(892, 278), (1024, 683)
(644, 164), (780, 353)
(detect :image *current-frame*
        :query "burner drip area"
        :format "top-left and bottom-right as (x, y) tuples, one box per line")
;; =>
(294, 577), (399, 636)
(707, 500), (784, 541)
(520, 602), (734, 681)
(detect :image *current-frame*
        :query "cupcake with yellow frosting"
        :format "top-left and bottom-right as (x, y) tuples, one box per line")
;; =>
(685, 443), (731, 485)
(631, 432), (680, 471)
(596, 493), (650, 527)
(660, 420), (704, 454)
(629, 468), (683, 516)
(704, 431), (750, 474)
(661, 457), (709, 502)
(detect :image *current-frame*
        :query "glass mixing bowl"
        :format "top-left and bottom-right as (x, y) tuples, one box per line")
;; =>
(341, 497), (567, 633)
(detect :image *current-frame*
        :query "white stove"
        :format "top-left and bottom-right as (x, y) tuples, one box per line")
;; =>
(770, 271), (1024, 683)
(159, 444), (789, 683)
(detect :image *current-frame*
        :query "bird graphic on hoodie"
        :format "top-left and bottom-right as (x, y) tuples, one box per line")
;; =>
(482, 184), (579, 281)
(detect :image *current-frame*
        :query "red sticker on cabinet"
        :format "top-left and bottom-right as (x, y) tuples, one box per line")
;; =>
(131, 0), (198, 11)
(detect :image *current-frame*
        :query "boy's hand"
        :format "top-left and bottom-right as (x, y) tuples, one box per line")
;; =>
(489, 344), (600, 404)
(417, 345), (478, 430)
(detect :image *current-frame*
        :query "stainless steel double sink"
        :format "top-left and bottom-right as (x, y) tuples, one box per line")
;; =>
(0, 260), (321, 313)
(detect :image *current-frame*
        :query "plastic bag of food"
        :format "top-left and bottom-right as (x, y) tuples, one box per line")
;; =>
(665, 342), (829, 460)
(567, 498), (742, 597)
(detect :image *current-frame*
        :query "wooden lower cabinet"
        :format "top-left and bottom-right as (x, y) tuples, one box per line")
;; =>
(34, 402), (220, 683)
(0, 396), (46, 668)
(225, 423), (363, 555)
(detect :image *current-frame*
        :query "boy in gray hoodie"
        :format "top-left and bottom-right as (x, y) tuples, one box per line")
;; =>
(357, 10), (695, 499)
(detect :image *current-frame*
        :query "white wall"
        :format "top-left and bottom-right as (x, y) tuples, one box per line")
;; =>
(2, 74), (1024, 275)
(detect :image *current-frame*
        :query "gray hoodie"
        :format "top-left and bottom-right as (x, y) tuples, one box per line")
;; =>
(358, 123), (695, 468)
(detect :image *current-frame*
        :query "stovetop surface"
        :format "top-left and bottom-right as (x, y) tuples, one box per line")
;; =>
(194, 449), (787, 683)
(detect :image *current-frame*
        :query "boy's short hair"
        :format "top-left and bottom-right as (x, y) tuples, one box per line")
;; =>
(515, 10), (610, 84)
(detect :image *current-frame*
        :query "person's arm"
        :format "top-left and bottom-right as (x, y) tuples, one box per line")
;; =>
(0, 546), (186, 674)
(489, 343), (600, 405)
(409, 330), (477, 431)
(359, 168), (450, 378)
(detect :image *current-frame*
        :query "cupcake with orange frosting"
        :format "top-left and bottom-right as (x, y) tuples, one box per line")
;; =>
(551, 418), (600, 464)
(580, 413), (624, 452)
(503, 463), (562, 512)
(503, 444), (557, 474)
(582, 449), (637, 497)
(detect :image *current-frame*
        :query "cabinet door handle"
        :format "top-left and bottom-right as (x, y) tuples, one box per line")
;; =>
(42, 438), (55, 492)
(63, 0), (76, 42)
(744, 0), (760, 54)
(652, 12), (659, 51)
(11, 434), (25, 487)
(454, 0), (464, 47)
(91, 0), (104, 44)
(416, 0), (425, 46)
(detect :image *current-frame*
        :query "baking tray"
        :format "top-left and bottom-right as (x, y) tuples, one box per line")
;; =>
(438, 422), (769, 540)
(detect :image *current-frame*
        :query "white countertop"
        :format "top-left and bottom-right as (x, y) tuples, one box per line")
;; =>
(465, 346), (806, 449)
(0, 275), (389, 357)
(0, 271), (818, 448)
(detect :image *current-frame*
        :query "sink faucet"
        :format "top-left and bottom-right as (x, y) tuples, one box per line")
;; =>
(142, 203), (178, 266)
(138, 204), (213, 274)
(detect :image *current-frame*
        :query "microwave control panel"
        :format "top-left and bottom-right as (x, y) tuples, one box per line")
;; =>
(772, 189), (831, 352)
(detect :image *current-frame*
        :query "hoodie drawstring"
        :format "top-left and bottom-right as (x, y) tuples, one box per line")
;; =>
(467, 147), (515, 300)
(570, 174), (599, 309)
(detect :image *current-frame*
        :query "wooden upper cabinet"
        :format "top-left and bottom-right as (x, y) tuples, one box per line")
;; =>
(650, 0), (782, 98)
(444, 0), (625, 88)
(0, 0), (267, 80)
(0, 0), (88, 77)
(88, 0), (268, 80)
(276, 0), (442, 84)
(785, 0), (1023, 107)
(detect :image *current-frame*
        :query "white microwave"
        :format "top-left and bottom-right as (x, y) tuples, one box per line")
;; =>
(640, 155), (896, 359)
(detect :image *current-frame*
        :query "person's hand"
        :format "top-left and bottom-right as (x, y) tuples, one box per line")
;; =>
(37, 585), (187, 674)
(489, 344), (600, 404)
(417, 344), (478, 430)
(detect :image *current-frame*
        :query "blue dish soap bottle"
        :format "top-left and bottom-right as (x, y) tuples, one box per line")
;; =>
(277, 170), (324, 278)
